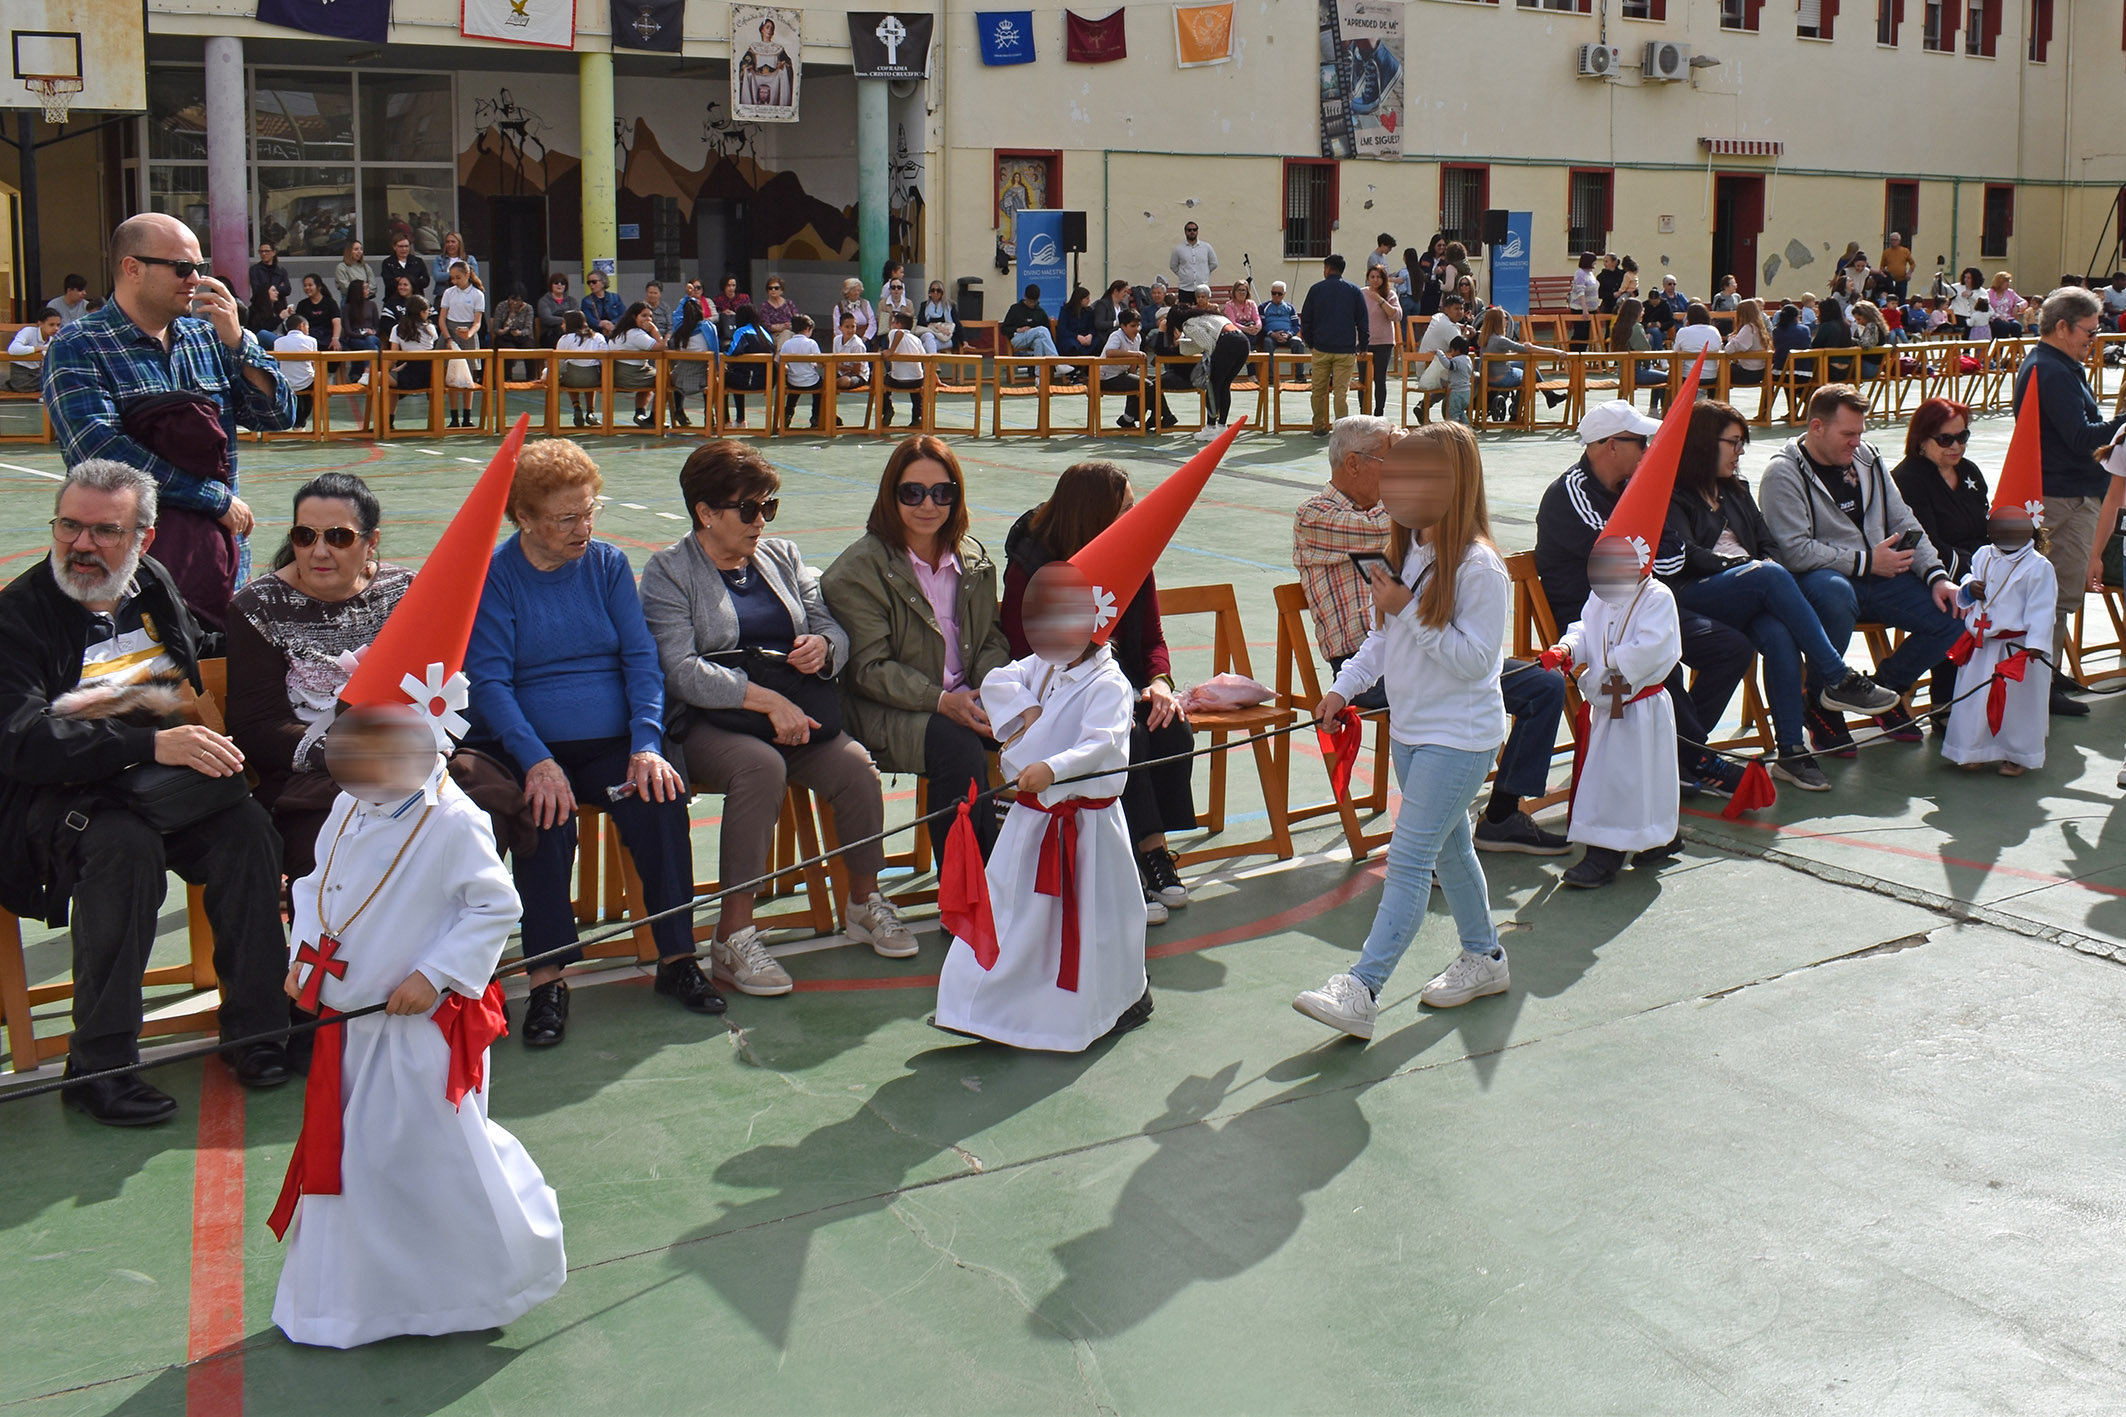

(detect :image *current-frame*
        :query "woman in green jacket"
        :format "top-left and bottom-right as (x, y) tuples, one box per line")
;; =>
(821, 435), (1013, 854)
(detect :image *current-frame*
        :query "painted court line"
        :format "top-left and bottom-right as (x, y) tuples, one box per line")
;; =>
(0, 460), (62, 480)
(1685, 806), (2126, 898)
(186, 1061), (247, 1417)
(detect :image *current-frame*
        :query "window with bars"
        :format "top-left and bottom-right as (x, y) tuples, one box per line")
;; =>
(1923, 0), (1959, 48)
(1963, 0), (1999, 53)
(1516, 0), (1588, 11)
(1799, 0), (1839, 37)
(2028, 0), (2052, 59)
(1282, 159), (1337, 261)
(1884, 181), (1919, 243)
(1440, 165), (1489, 253)
(1567, 170), (1613, 256)
(1722, 0), (1763, 29)
(1980, 185), (2013, 258)
(1877, 0), (1902, 43)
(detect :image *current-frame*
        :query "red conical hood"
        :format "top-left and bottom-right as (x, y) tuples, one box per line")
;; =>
(1992, 377), (2045, 526)
(341, 415), (529, 743)
(1597, 355), (1707, 573)
(1070, 418), (1244, 644)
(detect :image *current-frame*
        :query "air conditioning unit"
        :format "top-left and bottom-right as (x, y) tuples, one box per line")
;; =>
(1577, 43), (1622, 77)
(1643, 41), (1691, 80)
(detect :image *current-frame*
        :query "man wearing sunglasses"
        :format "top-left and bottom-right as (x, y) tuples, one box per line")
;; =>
(44, 214), (295, 626)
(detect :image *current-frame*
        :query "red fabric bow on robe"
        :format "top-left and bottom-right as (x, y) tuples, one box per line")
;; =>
(1019, 794), (1119, 993)
(1315, 706), (1363, 797)
(1987, 649), (2032, 736)
(939, 785), (1000, 970)
(268, 980), (511, 1241)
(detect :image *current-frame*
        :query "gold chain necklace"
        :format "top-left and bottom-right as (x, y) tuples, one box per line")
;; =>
(316, 800), (435, 939)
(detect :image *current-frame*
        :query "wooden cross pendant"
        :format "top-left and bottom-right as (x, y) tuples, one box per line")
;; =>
(1600, 670), (1633, 721)
(294, 935), (347, 1014)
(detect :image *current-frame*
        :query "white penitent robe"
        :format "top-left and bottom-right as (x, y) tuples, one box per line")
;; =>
(273, 771), (566, 1349)
(935, 647), (1148, 1052)
(1561, 578), (1683, 853)
(1944, 541), (2055, 769)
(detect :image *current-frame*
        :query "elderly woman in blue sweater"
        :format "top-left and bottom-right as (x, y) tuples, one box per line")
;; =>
(465, 438), (725, 1047)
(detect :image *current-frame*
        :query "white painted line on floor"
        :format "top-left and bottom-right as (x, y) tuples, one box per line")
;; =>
(621, 502), (648, 510)
(412, 447), (443, 457)
(456, 456), (481, 464)
(0, 461), (62, 480)
(655, 510), (685, 520)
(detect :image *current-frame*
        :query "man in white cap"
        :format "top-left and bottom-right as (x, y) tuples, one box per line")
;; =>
(1535, 401), (1756, 797)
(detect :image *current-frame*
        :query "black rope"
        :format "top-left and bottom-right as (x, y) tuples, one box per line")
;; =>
(0, 715), (1320, 1104)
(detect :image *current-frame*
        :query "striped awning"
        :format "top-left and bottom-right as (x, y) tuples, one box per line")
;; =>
(1699, 138), (1784, 156)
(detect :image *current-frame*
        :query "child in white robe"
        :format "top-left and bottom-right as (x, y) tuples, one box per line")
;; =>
(1944, 512), (2055, 774)
(1553, 539), (1684, 888)
(935, 570), (1151, 1051)
(272, 709), (566, 1348)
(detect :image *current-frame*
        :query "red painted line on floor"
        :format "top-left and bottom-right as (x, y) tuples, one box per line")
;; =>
(186, 1060), (247, 1417)
(789, 860), (1384, 991)
(1685, 806), (2126, 897)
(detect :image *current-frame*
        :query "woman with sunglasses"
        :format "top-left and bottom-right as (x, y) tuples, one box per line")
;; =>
(642, 441), (919, 1000)
(758, 276), (800, 348)
(464, 439), (721, 1047)
(1663, 400), (1898, 789)
(821, 436), (1014, 859)
(919, 281), (957, 352)
(226, 473), (412, 878)
(1892, 398), (1989, 712)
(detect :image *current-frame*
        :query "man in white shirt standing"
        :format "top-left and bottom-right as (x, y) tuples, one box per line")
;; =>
(1169, 221), (1218, 292)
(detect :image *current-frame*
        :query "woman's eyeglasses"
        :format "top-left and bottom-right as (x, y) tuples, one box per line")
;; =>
(1933, 430), (1972, 447)
(896, 482), (959, 507)
(289, 525), (362, 549)
(715, 498), (780, 524)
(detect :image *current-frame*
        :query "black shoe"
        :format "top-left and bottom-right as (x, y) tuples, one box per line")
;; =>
(673, 408), (692, 426)
(1562, 846), (1625, 889)
(1473, 811), (1572, 856)
(1634, 834), (1684, 865)
(1692, 756), (1746, 798)
(1805, 704), (1858, 759)
(1873, 704), (1925, 742)
(633, 411), (653, 427)
(654, 956), (728, 1015)
(522, 980), (570, 1047)
(1105, 987), (1155, 1039)
(1819, 669), (1901, 716)
(1160, 414), (1179, 429)
(1116, 414), (1138, 429)
(222, 1042), (293, 1089)
(1771, 752), (1832, 791)
(61, 1065), (178, 1127)
(2050, 686), (2091, 718)
(1138, 847), (1188, 908)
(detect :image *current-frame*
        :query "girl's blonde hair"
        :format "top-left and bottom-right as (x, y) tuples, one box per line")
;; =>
(1387, 422), (1496, 629)
(1735, 298), (1772, 350)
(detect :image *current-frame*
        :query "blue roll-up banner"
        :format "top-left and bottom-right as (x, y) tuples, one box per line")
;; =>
(1491, 211), (1533, 317)
(1017, 209), (1069, 318)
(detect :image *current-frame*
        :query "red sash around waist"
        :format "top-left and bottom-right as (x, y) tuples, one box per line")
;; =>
(1016, 794), (1119, 993)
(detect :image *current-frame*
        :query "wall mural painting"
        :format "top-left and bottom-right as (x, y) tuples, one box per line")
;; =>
(889, 121), (926, 265)
(471, 88), (557, 196)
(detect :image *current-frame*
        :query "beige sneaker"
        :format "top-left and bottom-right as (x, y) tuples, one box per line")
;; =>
(709, 926), (793, 996)
(845, 892), (920, 958)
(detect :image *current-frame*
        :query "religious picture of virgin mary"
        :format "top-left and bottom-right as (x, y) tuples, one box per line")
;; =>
(731, 5), (803, 122)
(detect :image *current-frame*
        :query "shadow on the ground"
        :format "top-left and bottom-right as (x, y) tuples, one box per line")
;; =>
(100, 1329), (518, 1417)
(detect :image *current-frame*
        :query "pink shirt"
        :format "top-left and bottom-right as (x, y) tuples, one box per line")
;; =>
(907, 547), (966, 692)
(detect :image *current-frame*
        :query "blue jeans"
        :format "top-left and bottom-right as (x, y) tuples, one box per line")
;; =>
(1350, 742), (1498, 995)
(1677, 561), (1849, 751)
(1010, 327), (1060, 358)
(1796, 569), (1960, 695)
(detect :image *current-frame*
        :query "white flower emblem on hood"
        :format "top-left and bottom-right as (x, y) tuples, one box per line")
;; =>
(400, 661), (470, 748)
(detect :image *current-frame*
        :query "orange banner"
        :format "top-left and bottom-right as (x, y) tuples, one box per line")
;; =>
(1173, 1), (1233, 66)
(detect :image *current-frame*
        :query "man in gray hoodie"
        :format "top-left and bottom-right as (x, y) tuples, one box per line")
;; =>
(1758, 384), (1961, 755)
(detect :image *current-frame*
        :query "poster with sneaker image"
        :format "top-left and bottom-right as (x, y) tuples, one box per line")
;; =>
(1318, 0), (1403, 160)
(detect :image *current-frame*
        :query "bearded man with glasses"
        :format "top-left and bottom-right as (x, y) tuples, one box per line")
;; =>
(43, 213), (296, 633)
(0, 459), (295, 1125)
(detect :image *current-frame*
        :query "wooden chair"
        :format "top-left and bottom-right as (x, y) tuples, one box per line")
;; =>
(1270, 350), (1321, 433)
(921, 352), (988, 437)
(1223, 350), (1274, 432)
(1270, 583), (1391, 860)
(1087, 359), (1154, 438)
(317, 351), (381, 440)
(377, 349), (454, 438)
(1159, 584), (1296, 868)
(991, 356), (1052, 437)
(1151, 355), (1209, 434)
(0, 351), (52, 444)
(715, 353), (781, 435)
(1503, 553), (1580, 810)
(490, 348), (562, 436)
(569, 804), (662, 963)
(2064, 581), (2126, 689)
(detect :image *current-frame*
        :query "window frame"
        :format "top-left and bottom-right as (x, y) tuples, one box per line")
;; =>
(1280, 157), (1339, 263)
(1923, 0), (1960, 49)
(2028, 0), (2052, 60)
(1964, 0), (2001, 54)
(1980, 183), (2014, 260)
(1798, 0), (1840, 39)
(1883, 180), (1920, 245)
(1439, 163), (1491, 256)
(1721, 0), (1765, 31)
(1566, 167), (1615, 257)
(1620, 0), (1666, 20)
(1877, 0), (1903, 44)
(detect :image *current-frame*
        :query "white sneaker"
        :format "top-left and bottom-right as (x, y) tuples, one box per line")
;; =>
(709, 926), (794, 996)
(1418, 948), (1510, 1008)
(1145, 894), (1170, 926)
(1192, 423), (1218, 442)
(1292, 972), (1377, 1039)
(844, 892), (919, 958)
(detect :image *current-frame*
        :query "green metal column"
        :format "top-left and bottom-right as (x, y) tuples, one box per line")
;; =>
(857, 78), (890, 287)
(580, 51), (617, 287)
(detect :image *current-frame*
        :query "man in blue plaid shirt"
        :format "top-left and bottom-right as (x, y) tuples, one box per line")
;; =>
(43, 213), (295, 598)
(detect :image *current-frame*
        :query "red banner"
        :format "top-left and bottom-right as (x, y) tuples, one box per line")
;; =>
(1066, 8), (1127, 62)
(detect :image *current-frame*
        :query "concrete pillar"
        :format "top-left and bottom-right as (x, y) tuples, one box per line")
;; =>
(204, 37), (248, 272)
(856, 78), (890, 289)
(579, 51), (617, 287)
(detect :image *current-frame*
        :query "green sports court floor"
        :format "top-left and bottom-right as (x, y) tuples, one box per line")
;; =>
(4, 402), (2126, 1416)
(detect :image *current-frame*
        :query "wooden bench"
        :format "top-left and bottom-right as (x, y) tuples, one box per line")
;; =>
(1160, 584), (1296, 868)
(1529, 276), (1577, 314)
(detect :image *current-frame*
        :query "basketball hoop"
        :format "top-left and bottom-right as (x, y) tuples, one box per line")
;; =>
(26, 76), (80, 125)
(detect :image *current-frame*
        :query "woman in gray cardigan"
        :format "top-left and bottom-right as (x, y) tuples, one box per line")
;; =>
(640, 441), (917, 998)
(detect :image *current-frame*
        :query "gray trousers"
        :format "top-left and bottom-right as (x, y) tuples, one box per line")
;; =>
(2043, 494), (2101, 668)
(678, 723), (886, 895)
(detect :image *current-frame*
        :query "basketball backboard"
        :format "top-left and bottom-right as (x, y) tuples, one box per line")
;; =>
(0, 0), (146, 117)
